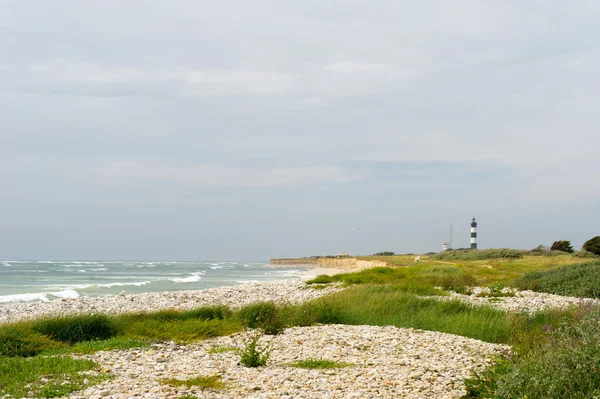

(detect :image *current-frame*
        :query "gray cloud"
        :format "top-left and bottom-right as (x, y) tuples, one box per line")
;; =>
(1, 0), (599, 259)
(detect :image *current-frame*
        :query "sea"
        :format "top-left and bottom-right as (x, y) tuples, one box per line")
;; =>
(0, 260), (309, 303)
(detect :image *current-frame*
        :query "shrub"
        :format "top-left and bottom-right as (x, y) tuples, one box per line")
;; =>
(515, 261), (600, 298)
(236, 302), (285, 335)
(582, 236), (600, 256)
(573, 250), (600, 259)
(464, 304), (600, 399)
(0, 325), (64, 357)
(550, 240), (574, 253)
(31, 314), (120, 344)
(372, 251), (395, 256)
(430, 249), (523, 261)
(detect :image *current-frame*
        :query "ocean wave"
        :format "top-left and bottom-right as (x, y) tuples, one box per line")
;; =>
(97, 281), (151, 288)
(1, 261), (11, 267)
(77, 269), (87, 273)
(0, 292), (50, 303)
(169, 272), (204, 283)
(49, 289), (80, 299)
(90, 268), (108, 272)
(236, 279), (260, 284)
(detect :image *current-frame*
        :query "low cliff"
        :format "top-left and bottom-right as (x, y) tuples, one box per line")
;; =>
(316, 258), (388, 270)
(270, 257), (387, 269)
(270, 258), (319, 266)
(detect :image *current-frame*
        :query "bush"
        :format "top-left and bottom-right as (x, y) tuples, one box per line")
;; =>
(372, 251), (395, 256)
(550, 240), (574, 253)
(464, 304), (600, 399)
(430, 249), (524, 261)
(0, 325), (64, 357)
(582, 236), (600, 256)
(236, 302), (285, 335)
(573, 250), (600, 259)
(515, 261), (600, 298)
(32, 314), (120, 344)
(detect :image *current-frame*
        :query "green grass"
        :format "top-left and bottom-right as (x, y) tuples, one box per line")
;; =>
(31, 314), (120, 345)
(430, 249), (524, 261)
(0, 355), (108, 398)
(515, 261), (600, 298)
(207, 345), (237, 354)
(160, 375), (225, 389)
(287, 358), (353, 369)
(44, 337), (151, 355)
(464, 304), (600, 399)
(178, 395), (202, 399)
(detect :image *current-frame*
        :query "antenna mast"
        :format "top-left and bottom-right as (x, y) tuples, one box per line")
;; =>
(449, 224), (453, 249)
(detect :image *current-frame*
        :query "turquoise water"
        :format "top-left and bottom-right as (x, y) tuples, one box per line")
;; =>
(0, 260), (308, 303)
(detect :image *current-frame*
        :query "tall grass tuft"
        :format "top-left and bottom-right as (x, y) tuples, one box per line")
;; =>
(236, 302), (285, 335)
(31, 314), (120, 344)
(0, 324), (64, 357)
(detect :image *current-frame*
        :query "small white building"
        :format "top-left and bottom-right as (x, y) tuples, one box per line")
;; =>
(442, 243), (450, 251)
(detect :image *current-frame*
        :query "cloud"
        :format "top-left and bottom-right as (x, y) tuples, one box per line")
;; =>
(92, 161), (370, 188)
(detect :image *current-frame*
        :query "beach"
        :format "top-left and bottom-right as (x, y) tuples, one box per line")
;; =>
(2, 267), (596, 398)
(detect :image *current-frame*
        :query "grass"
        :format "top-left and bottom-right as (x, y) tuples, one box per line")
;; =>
(464, 304), (600, 399)
(430, 249), (524, 261)
(207, 345), (237, 354)
(515, 261), (600, 298)
(302, 286), (512, 344)
(160, 375), (225, 389)
(0, 355), (108, 398)
(287, 358), (353, 369)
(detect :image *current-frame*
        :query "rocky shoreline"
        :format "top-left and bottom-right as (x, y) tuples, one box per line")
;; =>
(74, 325), (508, 399)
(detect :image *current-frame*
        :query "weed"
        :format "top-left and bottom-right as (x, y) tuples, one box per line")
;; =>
(515, 261), (600, 298)
(236, 302), (285, 335)
(0, 324), (64, 357)
(237, 331), (272, 367)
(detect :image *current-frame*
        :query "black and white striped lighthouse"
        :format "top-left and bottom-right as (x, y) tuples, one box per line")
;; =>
(470, 218), (478, 249)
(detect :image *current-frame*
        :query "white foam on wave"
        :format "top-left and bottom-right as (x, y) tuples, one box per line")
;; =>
(77, 269), (87, 273)
(49, 289), (81, 299)
(0, 292), (50, 303)
(236, 279), (260, 284)
(90, 268), (108, 272)
(170, 272), (204, 283)
(97, 281), (151, 288)
(1, 261), (11, 267)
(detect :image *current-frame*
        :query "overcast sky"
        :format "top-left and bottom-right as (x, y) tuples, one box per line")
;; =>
(1, 0), (599, 260)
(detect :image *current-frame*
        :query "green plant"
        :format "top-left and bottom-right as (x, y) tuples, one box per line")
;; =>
(236, 302), (285, 335)
(582, 236), (600, 256)
(463, 304), (600, 399)
(160, 375), (225, 389)
(287, 358), (353, 369)
(515, 261), (600, 298)
(207, 345), (237, 354)
(0, 355), (107, 398)
(573, 250), (600, 259)
(31, 314), (120, 344)
(0, 325), (64, 357)
(430, 249), (524, 261)
(550, 240), (574, 253)
(237, 331), (272, 367)
(179, 395), (202, 399)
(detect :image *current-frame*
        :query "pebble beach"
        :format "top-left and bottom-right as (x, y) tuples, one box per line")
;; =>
(1, 267), (595, 399)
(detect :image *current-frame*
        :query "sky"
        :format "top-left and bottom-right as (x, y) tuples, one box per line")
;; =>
(1, 0), (599, 260)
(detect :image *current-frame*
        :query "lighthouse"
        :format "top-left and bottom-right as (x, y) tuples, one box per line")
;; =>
(470, 218), (478, 249)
